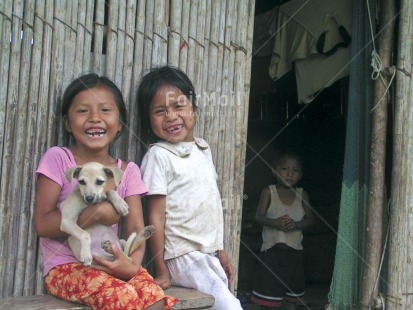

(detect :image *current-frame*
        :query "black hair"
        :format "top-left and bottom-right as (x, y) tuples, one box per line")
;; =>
(137, 66), (197, 141)
(62, 73), (128, 136)
(272, 146), (304, 170)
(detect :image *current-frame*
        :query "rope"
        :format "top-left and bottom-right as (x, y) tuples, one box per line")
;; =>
(366, 0), (396, 113)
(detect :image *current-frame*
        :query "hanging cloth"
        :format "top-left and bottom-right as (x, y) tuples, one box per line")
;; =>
(269, 0), (353, 103)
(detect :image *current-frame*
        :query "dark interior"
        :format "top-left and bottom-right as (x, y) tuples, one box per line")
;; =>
(237, 1), (348, 298)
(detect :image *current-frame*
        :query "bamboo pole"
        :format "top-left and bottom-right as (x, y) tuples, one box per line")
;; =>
(203, 0), (220, 146)
(106, 0), (118, 81)
(220, 0), (236, 292)
(360, 0), (396, 308)
(142, 0), (154, 72)
(48, 0), (67, 146)
(152, 0), (167, 67)
(129, 0), (146, 160)
(0, 0), (12, 179)
(113, 0), (127, 158)
(82, 0), (94, 73)
(168, 0), (181, 67)
(13, 0), (36, 297)
(192, 0), (206, 135)
(387, 0), (413, 308)
(34, 0), (55, 295)
(230, 0), (253, 293)
(22, 0), (48, 296)
(2, 0), (25, 296)
(178, 0), (189, 72)
(115, 1), (125, 89)
(74, 0), (86, 76)
(186, 1), (197, 83)
(0, 0), (12, 296)
(122, 0), (137, 161)
(196, 0), (211, 137)
(62, 0), (78, 87)
(92, 0), (104, 75)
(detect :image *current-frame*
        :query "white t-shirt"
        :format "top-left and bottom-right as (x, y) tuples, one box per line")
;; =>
(141, 138), (224, 260)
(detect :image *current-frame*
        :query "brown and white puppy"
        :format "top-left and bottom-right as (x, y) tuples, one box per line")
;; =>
(60, 162), (154, 266)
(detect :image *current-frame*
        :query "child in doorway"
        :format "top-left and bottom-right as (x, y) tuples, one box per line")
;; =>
(251, 147), (314, 310)
(34, 73), (177, 310)
(138, 66), (243, 310)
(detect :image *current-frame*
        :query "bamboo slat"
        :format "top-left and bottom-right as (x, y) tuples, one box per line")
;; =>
(0, 0), (12, 296)
(92, 0), (104, 75)
(387, 0), (413, 308)
(196, 0), (211, 137)
(203, 0), (221, 156)
(62, 0), (78, 87)
(192, 0), (207, 135)
(105, 0), (118, 81)
(22, 0), (45, 296)
(113, 0), (127, 158)
(142, 1), (154, 72)
(360, 0), (396, 307)
(115, 1), (125, 89)
(82, 0), (94, 73)
(13, 0), (36, 297)
(3, 0), (24, 296)
(122, 0), (137, 160)
(193, 1), (206, 97)
(152, 0), (167, 67)
(185, 1), (198, 83)
(33, 0), (55, 295)
(0, 0), (12, 179)
(49, 0), (67, 146)
(129, 0), (146, 160)
(178, 0), (189, 72)
(74, 0), (86, 76)
(168, 0), (182, 67)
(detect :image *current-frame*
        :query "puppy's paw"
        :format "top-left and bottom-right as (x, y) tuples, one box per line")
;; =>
(107, 190), (129, 216)
(80, 248), (93, 266)
(101, 240), (114, 255)
(140, 225), (156, 239)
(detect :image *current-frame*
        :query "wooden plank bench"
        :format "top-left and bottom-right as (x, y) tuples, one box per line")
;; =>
(0, 286), (214, 310)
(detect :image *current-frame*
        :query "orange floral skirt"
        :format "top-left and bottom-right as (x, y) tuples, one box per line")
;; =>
(45, 263), (178, 310)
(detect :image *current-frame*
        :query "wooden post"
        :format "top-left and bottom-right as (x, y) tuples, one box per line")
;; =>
(360, 0), (396, 308)
(387, 0), (413, 308)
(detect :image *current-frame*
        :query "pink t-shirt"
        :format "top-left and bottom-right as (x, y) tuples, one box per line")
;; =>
(36, 146), (147, 276)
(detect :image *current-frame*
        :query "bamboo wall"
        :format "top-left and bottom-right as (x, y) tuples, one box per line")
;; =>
(0, 0), (255, 298)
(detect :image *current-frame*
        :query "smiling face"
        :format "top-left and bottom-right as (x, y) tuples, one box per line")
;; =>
(64, 85), (122, 153)
(273, 156), (303, 188)
(149, 84), (196, 143)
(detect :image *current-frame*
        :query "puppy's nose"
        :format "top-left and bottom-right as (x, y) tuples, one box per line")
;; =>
(85, 196), (95, 204)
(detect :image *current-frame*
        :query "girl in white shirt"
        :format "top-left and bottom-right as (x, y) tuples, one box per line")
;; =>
(139, 66), (242, 310)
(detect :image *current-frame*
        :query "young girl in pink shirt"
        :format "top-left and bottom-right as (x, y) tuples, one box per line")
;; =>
(34, 73), (177, 310)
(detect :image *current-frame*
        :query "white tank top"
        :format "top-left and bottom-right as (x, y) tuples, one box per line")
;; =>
(261, 185), (305, 251)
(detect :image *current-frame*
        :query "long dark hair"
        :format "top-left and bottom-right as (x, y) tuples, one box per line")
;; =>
(62, 73), (128, 135)
(137, 66), (197, 143)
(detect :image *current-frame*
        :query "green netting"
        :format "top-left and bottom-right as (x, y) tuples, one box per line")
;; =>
(327, 1), (376, 309)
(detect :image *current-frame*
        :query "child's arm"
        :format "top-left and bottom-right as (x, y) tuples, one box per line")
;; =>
(255, 187), (290, 232)
(217, 250), (233, 283)
(93, 194), (144, 280)
(293, 190), (315, 231)
(35, 175), (120, 238)
(35, 175), (67, 237)
(148, 194), (171, 289)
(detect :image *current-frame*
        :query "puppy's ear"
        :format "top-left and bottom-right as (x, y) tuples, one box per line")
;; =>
(103, 167), (124, 186)
(65, 166), (82, 182)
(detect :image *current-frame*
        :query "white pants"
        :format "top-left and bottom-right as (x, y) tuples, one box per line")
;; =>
(167, 251), (243, 310)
